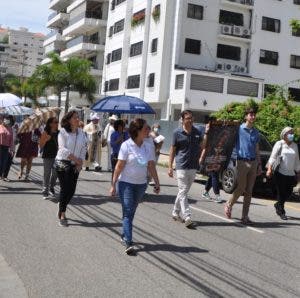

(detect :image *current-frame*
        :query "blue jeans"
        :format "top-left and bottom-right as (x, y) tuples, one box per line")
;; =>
(118, 181), (147, 245)
(0, 145), (9, 177)
(205, 171), (220, 195)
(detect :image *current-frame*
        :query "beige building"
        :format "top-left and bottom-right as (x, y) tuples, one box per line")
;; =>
(43, 0), (109, 99)
(0, 26), (45, 78)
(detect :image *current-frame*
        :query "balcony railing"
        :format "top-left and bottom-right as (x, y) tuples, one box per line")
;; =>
(68, 10), (103, 26)
(66, 35), (100, 48)
(48, 9), (67, 21)
(225, 0), (254, 6)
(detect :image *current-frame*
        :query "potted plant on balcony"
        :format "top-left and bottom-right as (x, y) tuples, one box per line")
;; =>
(131, 11), (146, 28)
(152, 6), (160, 23)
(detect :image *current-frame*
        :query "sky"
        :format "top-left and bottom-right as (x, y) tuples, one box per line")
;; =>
(0, 0), (49, 34)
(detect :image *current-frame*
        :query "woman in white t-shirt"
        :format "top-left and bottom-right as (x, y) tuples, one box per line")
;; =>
(267, 127), (300, 220)
(110, 118), (160, 255)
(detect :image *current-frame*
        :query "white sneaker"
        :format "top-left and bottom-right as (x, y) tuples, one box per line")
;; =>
(214, 195), (223, 204)
(202, 192), (211, 200)
(172, 212), (181, 221)
(184, 217), (193, 228)
(43, 195), (48, 200)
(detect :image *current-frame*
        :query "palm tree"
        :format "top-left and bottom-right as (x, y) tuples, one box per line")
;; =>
(33, 53), (97, 113)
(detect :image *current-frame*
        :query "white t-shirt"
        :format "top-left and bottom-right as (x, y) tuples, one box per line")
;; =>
(118, 138), (155, 184)
(269, 140), (300, 176)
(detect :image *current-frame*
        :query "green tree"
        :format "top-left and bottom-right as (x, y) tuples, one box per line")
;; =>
(212, 95), (300, 144)
(33, 53), (97, 113)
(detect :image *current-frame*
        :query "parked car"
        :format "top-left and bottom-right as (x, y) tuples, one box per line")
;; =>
(221, 133), (274, 195)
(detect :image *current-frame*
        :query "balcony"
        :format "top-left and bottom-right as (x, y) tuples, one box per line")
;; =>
(47, 11), (69, 28)
(60, 35), (105, 58)
(218, 24), (252, 43)
(44, 31), (65, 46)
(49, 0), (73, 11)
(62, 11), (106, 37)
(221, 0), (254, 9)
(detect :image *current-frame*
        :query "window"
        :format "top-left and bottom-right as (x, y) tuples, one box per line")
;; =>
(294, 0), (300, 4)
(111, 48), (122, 62)
(292, 27), (300, 37)
(187, 3), (203, 20)
(289, 87), (300, 102)
(262, 17), (280, 33)
(108, 26), (114, 37)
(106, 53), (111, 64)
(217, 44), (241, 61)
(104, 81), (109, 92)
(290, 55), (300, 69)
(109, 78), (119, 91)
(0, 46), (5, 52)
(175, 74), (184, 89)
(148, 73), (155, 87)
(151, 38), (158, 53)
(24, 43), (28, 46)
(114, 19), (125, 34)
(130, 41), (143, 57)
(259, 49), (278, 65)
(127, 75), (140, 89)
(219, 10), (243, 26)
(190, 75), (224, 93)
(111, 0), (115, 10)
(227, 79), (258, 97)
(185, 38), (201, 55)
(116, 0), (126, 5)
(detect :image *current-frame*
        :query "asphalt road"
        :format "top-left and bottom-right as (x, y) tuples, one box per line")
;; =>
(0, 159), (300, 298)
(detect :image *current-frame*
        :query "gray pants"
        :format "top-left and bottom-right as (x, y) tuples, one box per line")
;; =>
(173, 169), (196, 220)
(42, 158), (57, 195)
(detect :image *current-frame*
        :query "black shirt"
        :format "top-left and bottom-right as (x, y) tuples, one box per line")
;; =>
(42, 131), (59, 159)
(172, 126), (203, 170)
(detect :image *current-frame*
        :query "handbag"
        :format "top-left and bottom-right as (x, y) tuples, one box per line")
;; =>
(54, 160), (72, 172)
(101, 138), (107, 147)
(271, 141), (283, 173)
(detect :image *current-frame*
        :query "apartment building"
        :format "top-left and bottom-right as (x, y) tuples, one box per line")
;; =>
(0, 27), (45, 78)
(44, 0), (109, 101)
(102, 0), (300, 121)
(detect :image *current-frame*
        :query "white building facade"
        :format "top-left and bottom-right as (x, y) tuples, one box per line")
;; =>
(44, 0), (109, 103)
(0, 27), (45, 78)
(102, 0), (300, 121)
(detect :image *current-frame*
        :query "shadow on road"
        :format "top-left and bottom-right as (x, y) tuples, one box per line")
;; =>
(135, 242), (208, 254)
(67, 219), (121, 228)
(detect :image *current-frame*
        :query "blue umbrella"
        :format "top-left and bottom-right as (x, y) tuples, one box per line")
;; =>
(91, 95), (155, 114)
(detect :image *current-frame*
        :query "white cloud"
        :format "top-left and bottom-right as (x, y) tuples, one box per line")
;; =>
(0, 0), (49, 33)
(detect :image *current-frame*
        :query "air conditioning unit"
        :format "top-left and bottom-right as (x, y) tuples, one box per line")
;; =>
(224, 63), (235, 72)
(237, 66), (248, 74)
(233, 25), (243, 36)
(221, 25), (232, 35)
(243, 28), (251, 37)
(216, 63), (224, 71)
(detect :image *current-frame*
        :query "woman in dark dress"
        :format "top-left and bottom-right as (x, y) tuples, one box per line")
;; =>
(16, 128), (41, 180)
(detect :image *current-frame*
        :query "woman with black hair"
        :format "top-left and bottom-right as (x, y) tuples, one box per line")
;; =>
(110, 118), (160, 254)
(55, 111), (87, 227)
(40, 117), (59, 199)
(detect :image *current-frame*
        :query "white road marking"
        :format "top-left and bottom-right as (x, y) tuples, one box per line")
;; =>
(190, 206), (265, 234)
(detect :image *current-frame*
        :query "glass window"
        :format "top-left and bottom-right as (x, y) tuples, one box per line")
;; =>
(185, 38), (201, 55)
(219, 10), (243, 26)
(111, 48), (122, 62)
(130, 41), (143, 57)
(262, 17), (281, 33)
(217, 44), (241, 61)
(151, 38), (158, 53)
(127, 75), (140, 89)
(290, 55), (300, 69)
(187, 4), (203, 20)
(259, 49), (278, 65)
(148, 73), (155, 87)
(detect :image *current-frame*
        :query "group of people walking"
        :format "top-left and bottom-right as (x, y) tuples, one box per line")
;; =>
(0, 106), (299, 255)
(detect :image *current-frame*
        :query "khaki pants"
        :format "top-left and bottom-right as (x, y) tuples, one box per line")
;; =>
(227, 160), (258, 218)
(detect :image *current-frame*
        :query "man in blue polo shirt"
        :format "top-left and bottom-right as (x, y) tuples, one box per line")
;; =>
(168, 110), (203, 228)
(224, 107), (262, 225)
